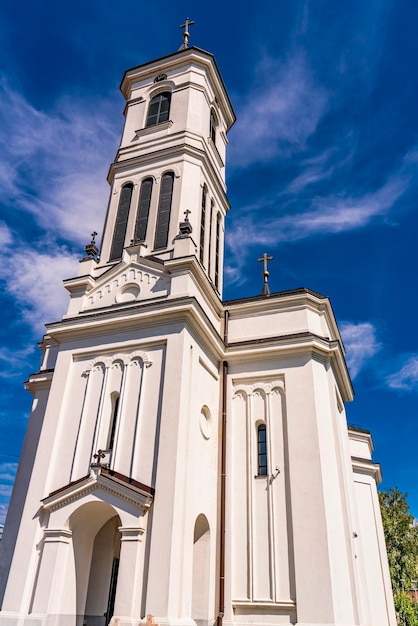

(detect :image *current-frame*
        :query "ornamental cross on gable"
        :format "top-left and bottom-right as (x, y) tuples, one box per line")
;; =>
(258, 252), (273, 296)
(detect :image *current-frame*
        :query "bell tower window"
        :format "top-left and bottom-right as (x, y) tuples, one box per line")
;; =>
(154, 172), (174, 250)
(109, 183), (133, 261)
(199, 185), (207, 264)
(214, 213), (221, 289)
(210, 110), (217, 144)
(146, 92), (171, 127)
(135, 177), (153, 242)
(108, 394), (120, 451)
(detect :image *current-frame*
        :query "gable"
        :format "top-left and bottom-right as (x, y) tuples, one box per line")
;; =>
(83, 260), (170, 312)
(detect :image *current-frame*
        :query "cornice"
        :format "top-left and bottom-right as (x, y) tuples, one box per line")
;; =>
(45, 295), (225, 361)
(107, 140), (230, 212)
(24, 370), (54, 395)
(351, 456), (382, 483)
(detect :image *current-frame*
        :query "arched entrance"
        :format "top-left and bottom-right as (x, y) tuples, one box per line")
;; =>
(69, 502), (121, 626)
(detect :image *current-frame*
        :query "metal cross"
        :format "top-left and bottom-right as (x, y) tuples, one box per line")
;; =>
(184, 209), (191, 222)
(91, 231), (98, 244)
(180, 18), (195, 48)
(258, 252), (273, 275)
(258, 252), (273, 296)
(93, 449), (105, 465)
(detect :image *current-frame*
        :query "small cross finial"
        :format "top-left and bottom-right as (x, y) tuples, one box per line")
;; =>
(179, 18), (195, 49)
(258, 252), (273, 296)
(184, 209), (191, 222)
(91, 231), (97, 244)
(93, 449), (105, 465)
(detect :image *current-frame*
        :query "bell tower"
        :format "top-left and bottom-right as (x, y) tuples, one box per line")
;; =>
(98, 45), (235, 295)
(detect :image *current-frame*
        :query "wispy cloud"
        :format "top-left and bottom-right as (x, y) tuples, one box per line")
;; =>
(0, 77), (119, 243)
(0, 239), (78, 334)
(339, 321), (381, 379)
(386, 355), (418, 392)
(229, 50), (329, 167)
(0, 461), (18, 525)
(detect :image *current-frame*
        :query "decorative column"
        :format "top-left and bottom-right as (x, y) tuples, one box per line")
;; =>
(113, 526), (145, 624)
(31, 529), (73, 616)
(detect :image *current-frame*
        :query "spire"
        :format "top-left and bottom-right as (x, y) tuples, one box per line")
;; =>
(179, 18), (195, 50)
(258, 252), (273, 296)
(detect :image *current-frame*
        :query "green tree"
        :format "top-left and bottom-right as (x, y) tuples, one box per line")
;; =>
(379, 487), (418, 626)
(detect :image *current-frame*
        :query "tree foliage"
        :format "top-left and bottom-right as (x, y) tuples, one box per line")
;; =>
(379, 487), (418, 626)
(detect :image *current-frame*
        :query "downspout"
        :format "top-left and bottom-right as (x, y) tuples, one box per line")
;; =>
(218, 310), (229, 626)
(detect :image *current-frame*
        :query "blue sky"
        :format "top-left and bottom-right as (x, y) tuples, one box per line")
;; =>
(1, 0), (418, 524)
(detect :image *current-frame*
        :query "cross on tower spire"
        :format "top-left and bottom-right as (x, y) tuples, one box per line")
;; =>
(258, 252), (273, 296)
(179, 18), (195, 50)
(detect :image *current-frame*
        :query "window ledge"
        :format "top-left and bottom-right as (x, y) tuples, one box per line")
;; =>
(135, 120), (173, 137)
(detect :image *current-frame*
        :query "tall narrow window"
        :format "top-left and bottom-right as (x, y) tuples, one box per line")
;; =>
(199, 185), (207, 264)
(109, 183), (133, 261)
(210, 110), (217, 144)
(214, 213), (221, 289)
(257, 424), (267, 476)
(135, 177), (153, 242)
(108, 395), (120, 451)
(146, 92), (171, 127)
(208, 200), (214, 276)
(154, 172), (174, 249)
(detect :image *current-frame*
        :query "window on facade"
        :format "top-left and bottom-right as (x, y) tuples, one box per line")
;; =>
(257, 424), (268, 476)
(108, 395), (120, 451)
(214, 213), (221, 289)
(154, 172), (174, 249)
(210, 110), (217, 144)
(135, 178), (153, 242)
(109, 183), (133, 261)
(199, 185), (207, 264)
(207, 199), (214, 277)
(146, 92), (171, 127)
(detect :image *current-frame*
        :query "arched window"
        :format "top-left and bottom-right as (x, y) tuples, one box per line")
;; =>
(199, 185), (207, 264)
(214, 213), (221, 289)
(257, 424), (267, 476)
(146, 91), (171, 127)
(108, 394), (120, 451)
(110, 183), (133, 261)
(154, 172), (174, 249)
(210, 110), (217, 144)
(208, 199), (214, 276)
(135, 177), (153, 242)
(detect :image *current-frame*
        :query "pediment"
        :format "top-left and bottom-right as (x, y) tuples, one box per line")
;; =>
(42, 467), (154, 514)
(83, 257), (170, 312)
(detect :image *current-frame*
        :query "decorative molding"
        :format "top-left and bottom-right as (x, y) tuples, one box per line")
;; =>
(42, 468), (153, 513)
(85, 350), (153, 373)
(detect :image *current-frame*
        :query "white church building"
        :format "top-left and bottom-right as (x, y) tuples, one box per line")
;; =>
(0, 30), (396, 626)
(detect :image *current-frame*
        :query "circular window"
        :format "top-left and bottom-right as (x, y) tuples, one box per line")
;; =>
(199, 405), (212, 439)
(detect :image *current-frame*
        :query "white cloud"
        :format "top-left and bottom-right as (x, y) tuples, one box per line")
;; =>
(0, 345), (37, 379)
(339, 321), (381, 379)
(0, 77), (119, 244)
(227, 173), (407, 254)
(0, 236), (79, 335)
(230, 51), (329, 167)
(387, 355), (418, 391)
(0, 461), (18, 525)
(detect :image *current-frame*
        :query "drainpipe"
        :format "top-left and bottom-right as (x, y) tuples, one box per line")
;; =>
(218, 310), (229, 626)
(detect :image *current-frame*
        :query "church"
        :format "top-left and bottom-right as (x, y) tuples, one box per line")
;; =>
(0, 24), (396, 626)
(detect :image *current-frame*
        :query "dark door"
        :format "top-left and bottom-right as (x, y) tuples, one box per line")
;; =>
(104, 557), (119, 626)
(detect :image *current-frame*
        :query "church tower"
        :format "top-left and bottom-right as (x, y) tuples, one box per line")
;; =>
(0, 29), (396, 626)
